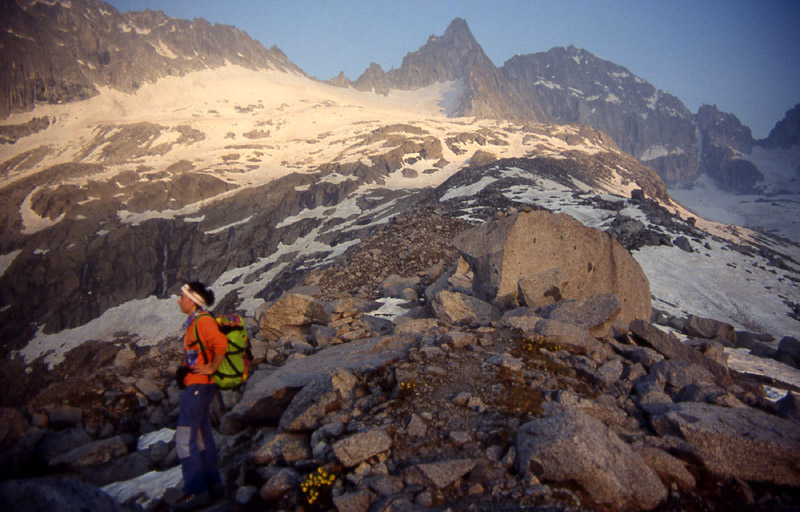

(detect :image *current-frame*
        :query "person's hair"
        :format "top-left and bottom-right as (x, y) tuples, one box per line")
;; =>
(186, 281), (215, 307)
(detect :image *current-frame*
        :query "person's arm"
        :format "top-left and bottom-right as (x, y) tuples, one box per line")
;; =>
(193, 315), (228, 376)
(194, 351), (225, 376)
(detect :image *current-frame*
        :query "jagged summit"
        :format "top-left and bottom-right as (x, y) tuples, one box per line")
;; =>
(350, 18), (543, 121)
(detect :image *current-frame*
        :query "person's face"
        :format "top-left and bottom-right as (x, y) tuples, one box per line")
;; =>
(178, 293), (197, 315)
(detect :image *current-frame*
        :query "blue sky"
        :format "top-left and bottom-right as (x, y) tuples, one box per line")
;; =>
(105, 0), (800, 139)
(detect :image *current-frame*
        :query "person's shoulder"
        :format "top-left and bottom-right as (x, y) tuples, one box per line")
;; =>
(196, 312), (217, 325)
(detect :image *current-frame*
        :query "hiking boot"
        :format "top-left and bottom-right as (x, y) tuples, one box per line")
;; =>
(172, 492), (210, 511)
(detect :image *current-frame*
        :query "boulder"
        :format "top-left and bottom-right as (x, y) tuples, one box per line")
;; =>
(651, 402), (800, 486)
(535, 293), (621, 337)
(278, 370), (356, 432)
(684, 315), (736, 345)
(516, 410), (666, 511)
(776, 336), (800, 369)
(454, 210), (651, 331)
(259, 293), (332, 341)
(0, 477), (121, 512)
(49, 436), (128, 471)
(431, 290), (500, 324)
(224, 334), (418, 430)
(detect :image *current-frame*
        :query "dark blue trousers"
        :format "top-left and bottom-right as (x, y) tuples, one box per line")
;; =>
(176, 384), (222, 495)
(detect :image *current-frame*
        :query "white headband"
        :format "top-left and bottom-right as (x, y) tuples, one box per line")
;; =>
(181, 284), (206, 307)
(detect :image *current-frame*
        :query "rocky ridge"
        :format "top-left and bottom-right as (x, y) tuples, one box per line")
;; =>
(2, 205), (800, 512)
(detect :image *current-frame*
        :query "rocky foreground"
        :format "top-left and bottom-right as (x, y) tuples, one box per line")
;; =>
(1, 206), (799, 512)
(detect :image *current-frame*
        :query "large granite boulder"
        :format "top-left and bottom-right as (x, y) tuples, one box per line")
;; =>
(454, 210), (651, 333)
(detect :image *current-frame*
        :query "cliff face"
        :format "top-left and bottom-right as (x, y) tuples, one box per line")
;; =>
(0, 0), (301, 118)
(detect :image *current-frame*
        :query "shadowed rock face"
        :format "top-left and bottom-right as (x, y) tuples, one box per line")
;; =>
(0, 0), (302, 118)
(454, 210), (652, 333)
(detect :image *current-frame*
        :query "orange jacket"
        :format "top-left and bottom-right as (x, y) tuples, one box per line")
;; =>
(182, 313), (228, 386)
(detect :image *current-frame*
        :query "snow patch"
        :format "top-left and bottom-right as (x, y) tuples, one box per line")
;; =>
(103, 466), (182, 510)
(0, 250), (23, 277)
(440, 176), (497, 202)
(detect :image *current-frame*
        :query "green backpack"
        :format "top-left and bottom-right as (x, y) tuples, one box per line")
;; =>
(193, 313), (251, 389)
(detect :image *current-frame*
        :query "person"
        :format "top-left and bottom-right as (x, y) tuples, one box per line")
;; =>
(173, 281), (228, 511)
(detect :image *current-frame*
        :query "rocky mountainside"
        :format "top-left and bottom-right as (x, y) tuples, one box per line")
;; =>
(0, 0), (300, 118)
(2, 202), (799, 512)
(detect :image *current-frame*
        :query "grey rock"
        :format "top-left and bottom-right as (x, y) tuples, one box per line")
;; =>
(416, 458), (477, 489)
(776, 336), (800, 369)
(633, 373), (666, 396)
(536, 293), (621, 337)
(366, 474), (405, 496)
(310, 325), (337, 348)
(637, 391), (674, 416)
(393, 317), (440, 335)
(651, 402), (800, 485)
(252, 432), (310, 465)
(380, 274), (420, 298)
(260, 468), (302, 502)
(776, 391), (800, 420)
(0, 477), (121, 512)
(81, 449), (153, 487)
(651, 359), (716, 391)
(595, 359), (624, 387)
(675, 383), (744, 408)
(440, 331), (476, 349)
(609, 339), (665, 368)
(673, 236), (693, 252)
(134, 377), (165, 403)
(684, 315), (736, 344)
(259, 292), (332, 341)
(49, 436), (128, 471)
(48, 406), (83, 429)
(406, 414), (428, 438)
(333, 489), (375, 512)
(516, 410), (666, 511)
(278, 375), (344, 432)
(432, 290), (500, 324)
(225, 334), (417, 429)
(635, 445), (696, 489)
(332, 428), (392, 467)
(37, 427), (93, 463)
(630, 320), (729, 384)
